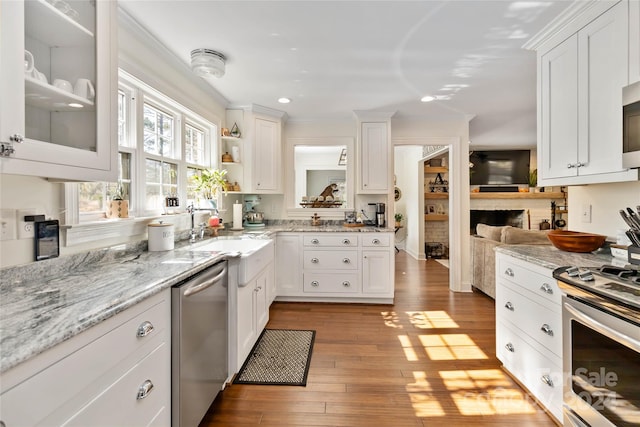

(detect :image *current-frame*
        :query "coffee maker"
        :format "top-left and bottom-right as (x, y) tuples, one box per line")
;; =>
(368, 202), (386, 227)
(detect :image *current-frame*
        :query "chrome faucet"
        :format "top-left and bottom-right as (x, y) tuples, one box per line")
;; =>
(187, 204), (197, 243)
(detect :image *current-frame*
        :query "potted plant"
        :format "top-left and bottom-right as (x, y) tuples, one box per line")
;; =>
(394, 213), (403, 227)
(190, 168), (228, 208)
(106, 184), (129, 219)
(528, 169), (538, 192)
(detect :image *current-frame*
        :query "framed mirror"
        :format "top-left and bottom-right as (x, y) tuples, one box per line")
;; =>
(285, 137), (355, 217)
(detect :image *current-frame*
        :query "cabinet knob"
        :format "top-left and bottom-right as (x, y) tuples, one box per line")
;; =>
(505, 342), (515, 353)
(136, 321), (155, 338)
(540, 283), (553, 294)
(311, 257), (319, 263)
(540, 375), (554, 387)
(540, 324), (554, 336)
(504, 268), (514, 277)
(342, 239), (351, 245)
(311, 280), (319, 287)
(0, 143), (15, 157)
(136, 379), (154, 400)
(342, 258), (351, 264)
(567, 163), (576, 169)
(9, 134), (24, 143)
(311, 238), (319, 244)
(372, 239), (380, 244)
(576, 162), (586, 168)
(342, 281), (351, 287)
(504, 301), (514, 311)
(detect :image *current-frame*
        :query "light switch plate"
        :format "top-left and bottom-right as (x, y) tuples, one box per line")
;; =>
(17, 208), (37, 240)
(0, 209), (17, 241)
(581, 204), (592, 223)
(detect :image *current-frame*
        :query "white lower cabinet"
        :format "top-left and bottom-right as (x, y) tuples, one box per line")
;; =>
(495, 253), (563, 422)
(235, 264), (272, 369)
(0, 290), (171, 427)
(275, 232), (395, 302)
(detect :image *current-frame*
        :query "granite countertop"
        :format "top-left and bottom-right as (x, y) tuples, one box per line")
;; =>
(495, 244), (617, 270)
(0, 238), (231, 374)
(0, 223), (392, 373)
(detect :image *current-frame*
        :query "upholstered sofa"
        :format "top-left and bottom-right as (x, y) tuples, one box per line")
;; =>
(471, 224), (552, 299)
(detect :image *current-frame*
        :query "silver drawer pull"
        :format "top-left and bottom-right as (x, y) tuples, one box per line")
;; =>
(342, 281), (350, 287)
(311, 238), (319, 244)
(311, 257), (319, 263)
(342, 239), (351, 245)
(540, 324), (554, 336)
(372, 238), (380, 244)
(311, 280), (319, 287)
(541, 375), (554, 387)
(504, 268), (514, 277)
(504, 302), (514, 311)
(342, 258), (351, 264)
(540, 283), (553, 294)
(136, 379), (154, 400)
(136, 321), (154, 338)
(505, 343), (515, 353)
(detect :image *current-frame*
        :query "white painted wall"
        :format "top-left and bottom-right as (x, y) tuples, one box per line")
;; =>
(567, 181), (640, 240)
(393, 146), (423, 256)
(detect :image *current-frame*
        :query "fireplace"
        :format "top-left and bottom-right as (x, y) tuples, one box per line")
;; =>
(471, 209), (525, 234)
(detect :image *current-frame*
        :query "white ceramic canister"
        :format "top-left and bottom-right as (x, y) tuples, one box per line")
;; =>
(148, 222), (174, 251)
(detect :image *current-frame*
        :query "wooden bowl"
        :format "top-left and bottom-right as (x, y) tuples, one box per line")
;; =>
(547, 230), (607, 253)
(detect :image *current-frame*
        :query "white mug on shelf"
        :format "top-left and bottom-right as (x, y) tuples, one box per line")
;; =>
(31, 68), (47, 84)
(53, 79), (73, 93)
(24, 50), (34, 74)
(74, 78), (95, 100)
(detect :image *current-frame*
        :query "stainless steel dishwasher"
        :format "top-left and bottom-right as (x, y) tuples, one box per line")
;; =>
(172, 260), (228, 427)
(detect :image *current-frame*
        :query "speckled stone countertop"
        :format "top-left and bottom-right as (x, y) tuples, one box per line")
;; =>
(0, 222), (392, 374)
(0, 238), (233, 374)
(495, 244), (618, 270)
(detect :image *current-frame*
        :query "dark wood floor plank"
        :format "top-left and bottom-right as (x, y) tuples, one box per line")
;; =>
(200, 255), (557, 427)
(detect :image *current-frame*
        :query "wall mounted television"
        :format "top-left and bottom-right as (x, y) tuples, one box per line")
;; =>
(469, 150), (531, 186)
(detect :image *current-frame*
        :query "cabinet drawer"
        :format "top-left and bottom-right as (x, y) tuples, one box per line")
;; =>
(303, 273), (359, 293)
(496, 281), (562, 357)
(361, 234), (390, 247)
(497, 255), (561, 307)
(304, 250), (358, 270)
(496, 320), (563, 422)
(0, 294), (169, 426)
(62, 342), (169, 427)
(303, 234), (358, 247)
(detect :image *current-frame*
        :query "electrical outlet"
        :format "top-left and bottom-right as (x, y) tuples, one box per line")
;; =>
(0, 209), (17, 241)
(581, 204), (592, 223)
(17, 209), (37, 240)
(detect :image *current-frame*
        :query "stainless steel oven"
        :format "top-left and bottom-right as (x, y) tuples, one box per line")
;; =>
(554, 266), (640, 427)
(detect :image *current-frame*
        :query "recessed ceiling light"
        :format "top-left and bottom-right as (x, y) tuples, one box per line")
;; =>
(68, 103), (83, 108)
(278, 97), (291, 104)
(421, 95), (435, 103)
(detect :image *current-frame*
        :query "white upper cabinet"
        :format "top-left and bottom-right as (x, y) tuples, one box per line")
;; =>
(253, 117), (281, 193)
(0, 0), (117, 181)
(630, 0), (640, 83)
(532, 1), (638, 186)
(358, 121), (390, 193)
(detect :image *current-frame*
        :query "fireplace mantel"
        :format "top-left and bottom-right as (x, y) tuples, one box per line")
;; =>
(424, 191), (566, 200)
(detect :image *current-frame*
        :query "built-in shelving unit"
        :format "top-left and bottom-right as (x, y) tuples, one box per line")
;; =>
(425, 214), (448, 221)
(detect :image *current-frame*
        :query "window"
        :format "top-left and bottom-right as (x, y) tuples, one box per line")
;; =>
(72, 70), (218, 223)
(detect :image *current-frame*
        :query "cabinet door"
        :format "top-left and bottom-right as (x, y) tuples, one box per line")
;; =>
(359, 122), (389, 193)
(578, 2), (628, 176)
(275, 234), (302, 296)
(0, 0), (117, 181)
(540, 34), (579, 180)
(362, 250), (392, 294)
(236, 282), (257, 366)
(630, 0), (640, 84)
(253, 117), (281, 193)
(255, 269), (269, 332)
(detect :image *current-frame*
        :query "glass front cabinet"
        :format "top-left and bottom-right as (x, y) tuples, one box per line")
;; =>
(0, 0), (117, 181)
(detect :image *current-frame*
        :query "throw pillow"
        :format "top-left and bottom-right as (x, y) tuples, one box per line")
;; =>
(476, 224), (507, 242)
(501, 227), (551, 244)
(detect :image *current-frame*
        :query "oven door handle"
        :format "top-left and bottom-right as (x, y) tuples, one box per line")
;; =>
(564, 302), (640, 352)
(563, 405), (589, 427)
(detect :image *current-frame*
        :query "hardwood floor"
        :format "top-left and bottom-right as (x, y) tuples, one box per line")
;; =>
(200, 252), (557, 427)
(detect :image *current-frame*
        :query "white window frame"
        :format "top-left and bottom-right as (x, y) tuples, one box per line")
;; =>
(63, 70), (219, 246)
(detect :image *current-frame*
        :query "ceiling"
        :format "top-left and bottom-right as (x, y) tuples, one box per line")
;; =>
(119, 1), (571, 148)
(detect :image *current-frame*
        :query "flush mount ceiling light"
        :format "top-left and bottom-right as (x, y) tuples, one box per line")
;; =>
(420, 95), (436, 103)
(277, 97), (291, 104)
(190, 49), (226, 78)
